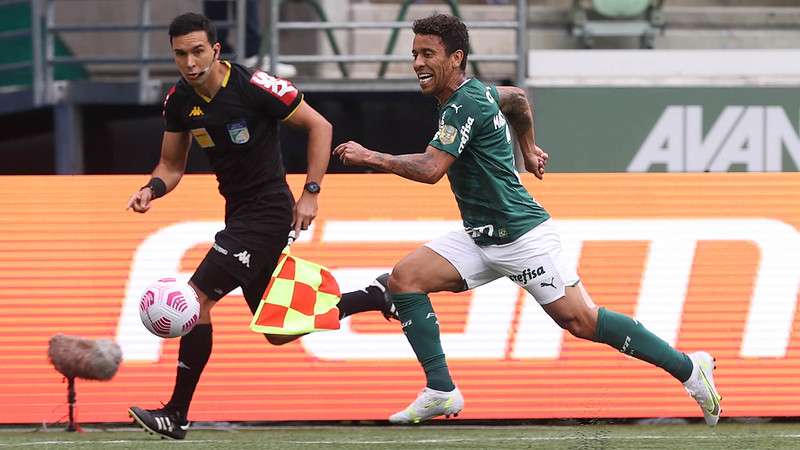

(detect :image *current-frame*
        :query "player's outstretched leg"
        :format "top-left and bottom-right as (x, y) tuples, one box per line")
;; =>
(128, 406), (189, 440)
(389, 386), (464, 424)
(546, 286), (722, 425)
(683, 351), (722, 426)
(593, 307), (722, 425)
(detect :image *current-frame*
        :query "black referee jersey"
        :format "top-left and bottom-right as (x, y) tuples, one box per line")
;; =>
(163, 61), (303, 201)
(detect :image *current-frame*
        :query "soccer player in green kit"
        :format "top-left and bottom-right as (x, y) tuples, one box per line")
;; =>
(335, 13), (721, 425)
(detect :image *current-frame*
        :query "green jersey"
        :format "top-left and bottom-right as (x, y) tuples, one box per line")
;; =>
(429, 78), (549, 245)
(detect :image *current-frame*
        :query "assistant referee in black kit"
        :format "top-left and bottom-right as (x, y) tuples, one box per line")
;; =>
(125, 12), (333, 440)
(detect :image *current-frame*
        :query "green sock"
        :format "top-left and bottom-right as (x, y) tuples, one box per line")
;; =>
(392, 292), (455, 392)
(596, 307), (693, 382)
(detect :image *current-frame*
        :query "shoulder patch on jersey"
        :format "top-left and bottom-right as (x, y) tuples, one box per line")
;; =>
(439, 124), (458, 145)
(249, 71), (298, 106)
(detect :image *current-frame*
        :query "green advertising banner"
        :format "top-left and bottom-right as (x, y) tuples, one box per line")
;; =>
(532, 87), (800, 172)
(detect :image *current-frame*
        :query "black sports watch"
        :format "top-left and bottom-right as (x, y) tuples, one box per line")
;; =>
(303, 182), (321, 194)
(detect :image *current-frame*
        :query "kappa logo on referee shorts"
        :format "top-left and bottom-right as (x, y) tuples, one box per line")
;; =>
(234, 250), (251, 268)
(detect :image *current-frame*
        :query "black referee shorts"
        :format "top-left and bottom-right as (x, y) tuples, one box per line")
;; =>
(190, 191), (293, 313)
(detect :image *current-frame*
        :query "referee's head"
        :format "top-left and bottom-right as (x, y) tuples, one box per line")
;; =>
(168, 12), (217, 47)
(168, 13), (222, 86)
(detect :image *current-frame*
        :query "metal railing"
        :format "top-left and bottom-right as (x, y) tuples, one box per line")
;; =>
(269, 0), (529, 88)
(1, 0), (531, 107)
(42, 0), (248, 105)
(0, 0), (249, 107)
(0, 0), (39, 109)
(0, 0), (530, 174)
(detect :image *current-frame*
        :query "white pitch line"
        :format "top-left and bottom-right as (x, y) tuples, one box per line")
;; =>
(0, 440), (234, 447)
(4, 434), (800, 447)
(278, 434), (800, 445)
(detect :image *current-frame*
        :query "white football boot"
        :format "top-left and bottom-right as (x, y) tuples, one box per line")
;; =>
(683, 351), (722, 426)
(389, 387), (464, 424)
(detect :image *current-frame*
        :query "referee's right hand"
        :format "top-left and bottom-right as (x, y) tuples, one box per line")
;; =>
(126, 187), (153, 213)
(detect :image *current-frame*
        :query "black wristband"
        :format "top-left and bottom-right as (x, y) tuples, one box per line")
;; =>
(142, 177), (167, 199)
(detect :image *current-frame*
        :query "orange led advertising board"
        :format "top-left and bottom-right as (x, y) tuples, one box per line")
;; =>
(1, 173), (799, 424)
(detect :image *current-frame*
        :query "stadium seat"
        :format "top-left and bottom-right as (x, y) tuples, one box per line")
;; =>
(571, 0), (665, 49)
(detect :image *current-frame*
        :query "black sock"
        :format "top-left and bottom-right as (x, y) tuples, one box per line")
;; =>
(338, 285), (385, 319)
(165, 324), (212, 418)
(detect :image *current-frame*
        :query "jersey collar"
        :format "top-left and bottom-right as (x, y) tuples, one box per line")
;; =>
(439, 78), (472, 109)
(194, 60), (232, 103)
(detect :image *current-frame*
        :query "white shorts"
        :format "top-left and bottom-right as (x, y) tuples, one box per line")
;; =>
(424, 219), (580, 305)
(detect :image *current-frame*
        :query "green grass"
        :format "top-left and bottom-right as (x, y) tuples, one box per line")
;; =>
(1, 423), (799, 449)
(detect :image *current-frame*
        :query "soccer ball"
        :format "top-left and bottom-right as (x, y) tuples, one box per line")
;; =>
(139, 278), (200, 338)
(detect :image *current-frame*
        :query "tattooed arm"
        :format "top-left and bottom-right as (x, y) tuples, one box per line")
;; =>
(334, 142), (455, 184)
(497, 86), (547, 179)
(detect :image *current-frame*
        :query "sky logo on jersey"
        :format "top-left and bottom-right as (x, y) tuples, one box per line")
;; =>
(250, 71), (298, 106)
(226, 120), (250, 144)
(188, 106), (204, 118)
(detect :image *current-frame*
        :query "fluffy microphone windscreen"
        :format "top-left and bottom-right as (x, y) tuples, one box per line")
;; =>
(48, 334), (122, 381)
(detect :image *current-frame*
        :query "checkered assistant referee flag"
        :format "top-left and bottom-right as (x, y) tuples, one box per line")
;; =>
(249, 248), (341, 335)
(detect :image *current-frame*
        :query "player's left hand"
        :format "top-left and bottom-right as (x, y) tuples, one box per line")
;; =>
(531, 144), (549, 180)
(292, 193), (318, 239)
(333, 141), (371, 166)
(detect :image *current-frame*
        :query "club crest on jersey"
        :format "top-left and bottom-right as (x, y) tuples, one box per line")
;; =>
(226, 120), (250, 144)
(438, 124), (458, 145)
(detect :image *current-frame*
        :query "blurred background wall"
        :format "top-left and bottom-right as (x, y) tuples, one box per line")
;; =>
(1, 0), (798, 174)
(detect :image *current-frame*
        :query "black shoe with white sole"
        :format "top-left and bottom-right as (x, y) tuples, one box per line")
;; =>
(128, 406), (188, 440)
(373, 273), (398, 321)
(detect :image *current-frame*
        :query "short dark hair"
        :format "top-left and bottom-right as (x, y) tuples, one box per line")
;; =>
(412, 14), (469, 71)
(169, 12), (216, 45)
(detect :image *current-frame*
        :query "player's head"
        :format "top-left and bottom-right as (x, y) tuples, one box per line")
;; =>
(411, 14), (469, 98)
(168, 13), (221, 86)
